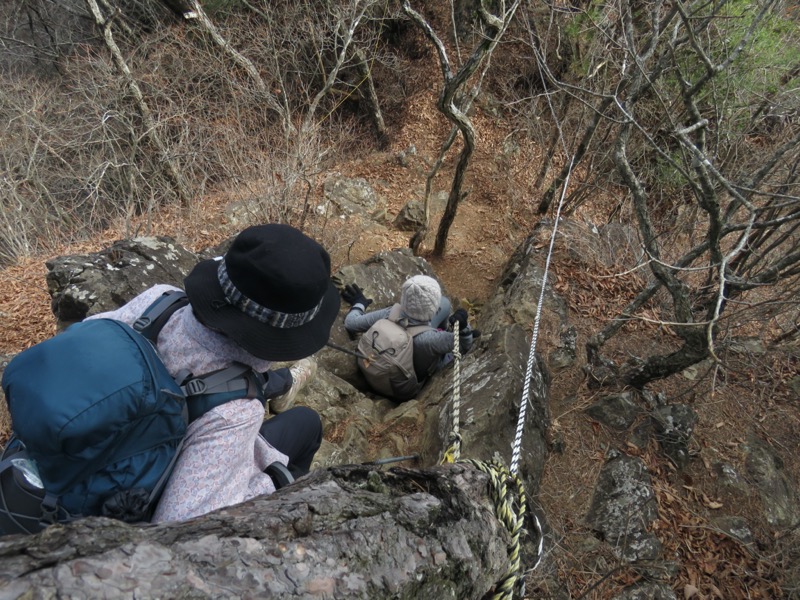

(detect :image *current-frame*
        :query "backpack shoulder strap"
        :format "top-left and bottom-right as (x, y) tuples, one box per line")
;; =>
(408, 324), (433, 337)
(180, 363), (267, 422)
(387, 304), (404, 323)
(180, 363), (263, 397)
(132, 290), (266, 422)
(133, 290), (189, 343)
(387, 304), (432, 337)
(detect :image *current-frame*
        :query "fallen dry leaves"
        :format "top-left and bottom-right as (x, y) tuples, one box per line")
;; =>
(0, 57), (795, 600)
(648, 454), (783, 599)
(0, 258), (56, 355)
(553, 256), (655, 329)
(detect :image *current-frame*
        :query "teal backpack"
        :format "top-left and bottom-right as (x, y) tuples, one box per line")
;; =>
(0, 290), (265, 535)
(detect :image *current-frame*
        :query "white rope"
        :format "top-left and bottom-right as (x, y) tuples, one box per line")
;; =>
(451, 320), (462, 441)
(439, 321), (463, 465)
(509, 164), (573, 476)
(505, 161), (572, 578)
(505, 32), (579, 575)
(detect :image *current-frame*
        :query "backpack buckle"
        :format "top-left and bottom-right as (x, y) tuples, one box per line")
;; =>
(40, 495), (59, 525)
(132, 316), (151, 332)
(184, 378), (207, 396)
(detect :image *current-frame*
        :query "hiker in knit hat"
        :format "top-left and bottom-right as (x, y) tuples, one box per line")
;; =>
(341, 274), (478, 401)
(400, 275), (442, 322)
(86, 224), (338, 523)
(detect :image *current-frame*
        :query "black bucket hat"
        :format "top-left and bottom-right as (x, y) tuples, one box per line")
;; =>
(184, 224), (340, 361)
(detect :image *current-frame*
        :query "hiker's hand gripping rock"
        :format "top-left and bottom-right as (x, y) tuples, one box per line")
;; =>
(341, 283), (373, 309)
(448, 308), (469, 331)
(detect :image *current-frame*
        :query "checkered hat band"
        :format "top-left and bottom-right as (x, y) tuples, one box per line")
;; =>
(217, 261), (322, 328)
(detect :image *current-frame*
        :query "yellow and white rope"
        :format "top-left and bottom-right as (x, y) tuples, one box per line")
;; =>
(439, 320), (462, 465)
(438, 320), (540, 598)
(463, 458), (528, 600)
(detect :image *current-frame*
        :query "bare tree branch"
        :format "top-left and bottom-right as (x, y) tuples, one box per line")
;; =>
(84, 0), (190, 205)
(403, 0), (521, 256)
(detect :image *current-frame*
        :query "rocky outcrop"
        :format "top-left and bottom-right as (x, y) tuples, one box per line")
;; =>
(0, 465), (512, 599)
(46, 237), (198, 327)
(744, 436), (800, 528)
(45, 235), (557, 496)
(586, 451), (661, 562)
(322, 176), (381, 217)
(12, 223), (800, 598)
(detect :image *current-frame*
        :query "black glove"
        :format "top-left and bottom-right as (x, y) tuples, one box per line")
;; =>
(448, 308), (468, 331)
(341, 283), (373, 309)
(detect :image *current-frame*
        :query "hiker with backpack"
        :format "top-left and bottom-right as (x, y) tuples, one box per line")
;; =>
(0, 224), (339, 532)
(341, 275), (478, 401)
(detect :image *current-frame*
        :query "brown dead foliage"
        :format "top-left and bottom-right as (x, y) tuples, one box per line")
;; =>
(0, 47), (796, 600)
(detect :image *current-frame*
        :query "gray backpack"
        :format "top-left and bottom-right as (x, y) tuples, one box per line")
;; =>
(356, 304), (432, 401)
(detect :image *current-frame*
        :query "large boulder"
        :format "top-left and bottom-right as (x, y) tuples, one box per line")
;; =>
(585, 451), (662, 562)
(46, 237), (198, 328)
(322, 176), (382, 217)
(0, 465), (514, 599)
(41, 235), (555, 500)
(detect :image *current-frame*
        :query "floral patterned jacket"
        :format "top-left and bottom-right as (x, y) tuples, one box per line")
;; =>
(88, 284), (287, 523)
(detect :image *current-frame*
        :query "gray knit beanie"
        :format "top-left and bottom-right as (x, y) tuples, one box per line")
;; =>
(400, 275), (441, 322)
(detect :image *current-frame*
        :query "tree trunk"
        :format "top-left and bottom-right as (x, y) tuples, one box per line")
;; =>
(0, 465), (514, 599)
(85, 0), (192, 206)
(534, 92), (572, 191)
(353, 45), (388, 147)
(187, 0), (290, 134)
(621, 341), (708, 388)
(403, 0), (520, 257)
(434, 135), (473, 256)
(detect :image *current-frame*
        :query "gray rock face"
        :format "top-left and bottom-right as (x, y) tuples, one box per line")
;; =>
(420, 323), (550, 490)
(711, 515), (754, 545)
(322, 176), (380, 216)
(586, 451), (662, 562)
(0, 465), (513, 599)
(482, 228), (568, 333)
(393, 199), (425, 231)
(549, 326), (577, 370)
(744, 436), (800, 527)
(585, 391), (643, 430)
(46, 237), (198, 327)
(651, 404), (698, 469)
(713, 461), (749, 491)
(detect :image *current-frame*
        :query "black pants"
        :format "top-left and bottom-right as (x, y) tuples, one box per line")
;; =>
(259, 406), (322, 477)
